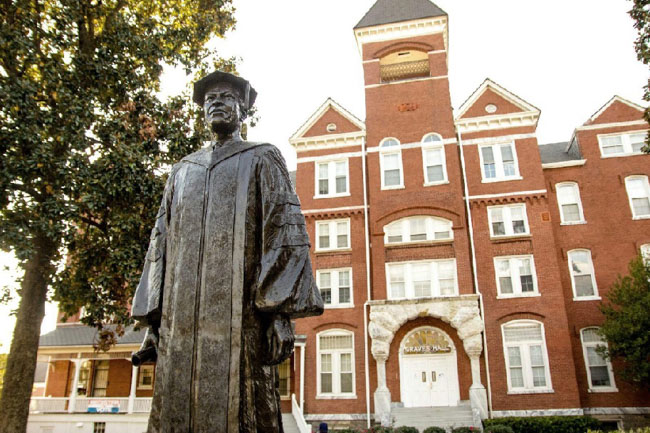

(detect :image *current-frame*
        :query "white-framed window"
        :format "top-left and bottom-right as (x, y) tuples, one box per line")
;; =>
(478, 142), (520, 182)
(386, 259), (458, 299)
(487, 204), (529, 237)
(317, 330), (355, 398)
(278, 357), (291, 398)
(624, 175), (650, 219)
(316, 219), (350, 251)
(380, 138), (404, 189)
(568, 249), (599, 300)
(580, 327), (617, 392)
(501, 321), (552, 393)
(317, 268), (353, 308)
(315, 159), (349, 198)
(384, 216), (453, 244)
(598, 131), (647, 157)
(421, 133), (448, 185)
(138, 364), (155, 390)
(494, 256), (539, 297)
(556, 182), (586, 224)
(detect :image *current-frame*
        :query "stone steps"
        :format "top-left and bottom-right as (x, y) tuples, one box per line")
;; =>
(392, 405), (476, 432)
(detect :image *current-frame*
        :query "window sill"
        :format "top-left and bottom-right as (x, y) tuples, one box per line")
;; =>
(560, 221), (587, 226)
(573, 296), (601, 301)
(507, 388), (554, 395)
(385, 239), (453, 248)
(381, 185), (405, 191)
(588, 387), (619, 393)
(324, 304), (355, 309)
(314, 193), (351, 199)
(481, 176), (523, 184)
(280, 395), (291, 400)
(423, 180), (450, 187)
(497, 293), (541, 299)
(315, 248), (352, 254)
(632, 215), (650, 220)
(600, 152), (646, 159)
(137, 387), (153, 391)
(316, 394), (357, 400)
(490, 234), (531, 242)
(387, 294), (460, 301)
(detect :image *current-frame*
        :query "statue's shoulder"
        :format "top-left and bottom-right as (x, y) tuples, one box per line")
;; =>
(179, 146), (212, 166)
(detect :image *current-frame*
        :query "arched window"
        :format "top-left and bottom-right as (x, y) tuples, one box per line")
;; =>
(384, 216), (453, 244)
(379, 50), (430, 82)
(421, 133), (447, 185)
(556, 182), (586, 224)
(379, 137), (403, 189)
(580, 327), (617, 391)
(317, 329), (355, 397)
(501, 321), (552, 392)
(567, 249), (599, 300)
(624, 175), (650, 219)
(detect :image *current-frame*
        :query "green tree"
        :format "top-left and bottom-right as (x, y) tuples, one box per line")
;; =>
(0, 352), (7, 395)
(598, 254), (650, 387)
(0, 1), (239, 431)
(627, 0), (650, 152)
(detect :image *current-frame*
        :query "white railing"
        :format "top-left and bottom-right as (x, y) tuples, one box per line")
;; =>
(291, 393), (311, 433)
(133, 397), (153, 413)
(74, 397), (130, 413)
(30, 397), (68, 413)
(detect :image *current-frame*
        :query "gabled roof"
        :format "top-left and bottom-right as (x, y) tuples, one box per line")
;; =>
(290, 98), (365, 142)
(456, 78), (540, 120)
(354, 0), (447, 29)
(39, 325), (145, 347)
(584, 95), (645, 125)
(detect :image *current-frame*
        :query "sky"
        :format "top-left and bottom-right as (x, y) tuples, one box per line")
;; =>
(0, 0), (647, 352)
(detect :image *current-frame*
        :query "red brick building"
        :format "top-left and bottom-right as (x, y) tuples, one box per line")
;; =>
(28, 1), (649, 432)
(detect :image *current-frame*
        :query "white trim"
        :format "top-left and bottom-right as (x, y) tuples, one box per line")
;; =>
(580, 327), (618, 393)
(315, 159), (350, 199)
(421, 133), (449, 185)
(302, 205), (366, 215)
(460, 133), (536, 146)
(315, 218), (351, 252)
(487, 203), (530, 238)
(493, 255), (539, 298)
(492, 409), (584, 417)
(354, 16), (448, 54)
(478, 141), (521, 182)
(466, 189), (547, 200)
(501, 320), (553, 393)
(290, 98), (365, 142)
(291, 131), (366, 153)
(542, 160), (586, 169)
(585, 95), (645, 124)
(136, 365), (154, 390)
(362, 58), (380, 64)
(385, 259), (459, 299)
(597, 130), (648, 157)
(456, 78), (540, 120)
(316, 329), (356, 399)
(379, 137), (404, 190)
(367, 137), (457, 152)
(583, 407), (650, 415)
(575, 119), (647, 132)
(317, 268), (354, 309)
(297, 151), (363, 164)
(556, 182), (586, 224)
(456, 112), (539, 134)
(365, 75), (448, 89)
(384, 215), (454, 245)
(624, 175), (650, 219)
(567, 249), (599, 300)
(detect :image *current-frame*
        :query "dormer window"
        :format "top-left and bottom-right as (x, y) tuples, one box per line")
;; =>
(379, 50), (430, 83)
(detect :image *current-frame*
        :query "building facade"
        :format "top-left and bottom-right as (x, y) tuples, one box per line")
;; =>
(28, 1), (649, 432)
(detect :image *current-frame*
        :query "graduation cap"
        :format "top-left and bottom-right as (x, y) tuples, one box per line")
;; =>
(192, 71), (257, 113)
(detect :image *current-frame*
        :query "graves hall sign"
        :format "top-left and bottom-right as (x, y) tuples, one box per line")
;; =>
(403, 328), (452, 355)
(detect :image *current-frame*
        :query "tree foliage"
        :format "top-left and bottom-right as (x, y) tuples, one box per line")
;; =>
(0, 0), (239, 430)
(627, 0), (650, 152)
(598, 254), (650, 387)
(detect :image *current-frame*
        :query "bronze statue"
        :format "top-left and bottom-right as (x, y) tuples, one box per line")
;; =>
(131, 71), (324, 433)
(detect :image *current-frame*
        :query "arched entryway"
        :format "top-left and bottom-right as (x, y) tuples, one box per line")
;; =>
(399, 327), (460, 407)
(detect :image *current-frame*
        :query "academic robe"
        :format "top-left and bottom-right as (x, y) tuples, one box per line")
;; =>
(132, 141), (323, 433)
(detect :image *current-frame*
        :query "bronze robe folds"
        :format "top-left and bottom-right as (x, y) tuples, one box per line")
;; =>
(132, 142), (323, 433)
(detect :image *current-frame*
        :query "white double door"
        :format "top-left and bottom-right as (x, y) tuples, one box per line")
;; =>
(401, 354), (457, 407)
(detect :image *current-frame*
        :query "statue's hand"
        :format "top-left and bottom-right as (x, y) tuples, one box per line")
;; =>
(141, 327), (159, 353)
(132, 326), (159, 366)
(265, 314), (294, 365)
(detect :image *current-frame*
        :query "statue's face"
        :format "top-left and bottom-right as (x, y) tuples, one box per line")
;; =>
(203, 82), (243, 136)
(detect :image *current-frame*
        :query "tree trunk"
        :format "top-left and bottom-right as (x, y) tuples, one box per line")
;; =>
(0, 235), (56, 433)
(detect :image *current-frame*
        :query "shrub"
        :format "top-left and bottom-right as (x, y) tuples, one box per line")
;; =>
(334, 430), (361, 433)
(483, 416), (602, 433)
(368, 427), (394, 433)
(451, 428), (474, 433)
(423, 427), (447, 433)
(484, 425), (514, 433)
(394, 427), (419, 433)
(589, 430), (650, 433)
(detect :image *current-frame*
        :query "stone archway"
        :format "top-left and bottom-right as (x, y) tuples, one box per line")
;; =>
(367, 295), (487, 425)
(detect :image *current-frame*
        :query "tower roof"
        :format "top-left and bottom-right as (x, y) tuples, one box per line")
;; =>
(354, 0), (447, 29)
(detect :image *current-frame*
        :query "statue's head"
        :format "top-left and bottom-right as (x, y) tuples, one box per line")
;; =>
(193, 71), (257, 138)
